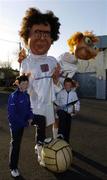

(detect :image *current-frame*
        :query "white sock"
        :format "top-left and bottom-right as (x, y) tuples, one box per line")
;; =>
(52, 127), (58, 139)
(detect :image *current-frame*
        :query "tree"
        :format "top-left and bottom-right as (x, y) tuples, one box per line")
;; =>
(0, 61), (12, 69)
(0, 61), (19, 87)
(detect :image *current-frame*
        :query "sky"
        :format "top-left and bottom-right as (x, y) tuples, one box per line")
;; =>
(0, 0), (107, 70)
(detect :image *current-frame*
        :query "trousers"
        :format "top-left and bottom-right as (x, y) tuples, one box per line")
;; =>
(57, 109), (72, 142)
(32, 114), (46, 144)
(9, 128), (24, 170)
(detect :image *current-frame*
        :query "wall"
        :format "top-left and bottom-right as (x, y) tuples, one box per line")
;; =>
(75, 49), (107, 99)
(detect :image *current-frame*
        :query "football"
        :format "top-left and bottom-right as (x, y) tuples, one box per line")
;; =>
(41, 138), (72, 173)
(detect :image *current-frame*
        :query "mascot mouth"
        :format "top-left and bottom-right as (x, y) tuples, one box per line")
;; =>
(75, 46), (97, 60)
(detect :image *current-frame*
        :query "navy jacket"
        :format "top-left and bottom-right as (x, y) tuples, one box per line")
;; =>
(8, 88), (33, 131)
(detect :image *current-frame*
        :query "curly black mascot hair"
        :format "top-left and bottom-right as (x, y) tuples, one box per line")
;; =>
(19, 7), (61, 45)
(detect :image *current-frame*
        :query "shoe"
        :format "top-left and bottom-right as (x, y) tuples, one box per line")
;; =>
(35, 142), (43, 154)
(34, 144), (38, 154)
(39, 159), (45, 167)
(35, 144), (42, 160)
(44, 137), (53, 144)
(36, 144), (45, 167)
(11, 169), (20, 177)
(57, 134), (64, 139)
(35, 144), (42, 156)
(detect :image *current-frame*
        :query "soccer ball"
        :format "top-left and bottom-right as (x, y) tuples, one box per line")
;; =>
(41, 138), (72, 173)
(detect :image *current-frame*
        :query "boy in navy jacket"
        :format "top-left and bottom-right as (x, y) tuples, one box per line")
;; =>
(8, 75), (33, 177)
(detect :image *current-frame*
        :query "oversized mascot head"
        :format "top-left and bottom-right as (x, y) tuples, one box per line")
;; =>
(67, 31), (99, 60)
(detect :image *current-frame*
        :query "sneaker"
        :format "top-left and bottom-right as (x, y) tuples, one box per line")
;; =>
(35, 144), (45, 167)
(11, 169), (20, 177)
(57, 134), (64, 139)
(35, 144), (42, 161)
(44, 137), (53, 144)
(35, 142), (43, 155)
(39, 159), (45, 167)
(34, 144), (38, 154)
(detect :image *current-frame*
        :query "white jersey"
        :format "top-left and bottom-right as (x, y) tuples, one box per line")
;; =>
(20, 52), (58, 126)
(55, 89), (80, 114)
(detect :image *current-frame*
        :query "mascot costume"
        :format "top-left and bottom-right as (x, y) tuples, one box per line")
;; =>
(18, 7), (61, 167)
(58, 31), (99, 81)
(53, 31), (99, 140)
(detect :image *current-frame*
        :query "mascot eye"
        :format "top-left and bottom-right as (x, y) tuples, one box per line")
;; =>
(84, 37), (92, 46)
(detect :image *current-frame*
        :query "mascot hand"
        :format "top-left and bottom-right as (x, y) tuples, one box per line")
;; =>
(18, 48), (27, 63)
(52, 63), (61, 84)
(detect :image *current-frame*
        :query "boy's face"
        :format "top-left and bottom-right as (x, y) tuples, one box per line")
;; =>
(28, 24), (52, 55)
(19, 81), (29, 92)
(64, 82), (73, 92)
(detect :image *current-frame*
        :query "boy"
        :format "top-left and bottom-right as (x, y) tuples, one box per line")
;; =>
(55, 78), (80, 142)
(8, 75), (33, 177)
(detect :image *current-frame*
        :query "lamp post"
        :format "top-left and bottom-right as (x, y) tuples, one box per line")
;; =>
(18, 42), (22, 71)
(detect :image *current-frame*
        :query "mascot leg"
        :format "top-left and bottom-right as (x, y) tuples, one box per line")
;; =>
(32, 115), (46, 166)
(36, 144), (45, 166)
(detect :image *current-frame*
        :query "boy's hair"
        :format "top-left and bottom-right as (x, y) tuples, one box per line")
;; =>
(15, 74), (29, 84)
(64, 78), (75, 86)
(19, 7), (61, 45)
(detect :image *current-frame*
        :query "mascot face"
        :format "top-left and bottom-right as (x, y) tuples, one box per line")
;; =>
(28, 24), (52, 55)
(68, 31), (99, 60)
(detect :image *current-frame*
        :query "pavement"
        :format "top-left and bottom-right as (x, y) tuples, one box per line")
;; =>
(70, 98), (107, 179)
(0, 92), (107, 180)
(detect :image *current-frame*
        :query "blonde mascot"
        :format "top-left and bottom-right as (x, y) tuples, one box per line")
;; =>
(58, 31), (99, 80)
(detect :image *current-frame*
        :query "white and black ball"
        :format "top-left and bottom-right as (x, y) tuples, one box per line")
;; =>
(41, 138), (72, 173)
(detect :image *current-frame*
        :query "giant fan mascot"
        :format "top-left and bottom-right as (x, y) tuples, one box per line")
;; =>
(58, 31), (99, 81)
(18, 7), (61, 166)
(53, 31), (99, 140)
